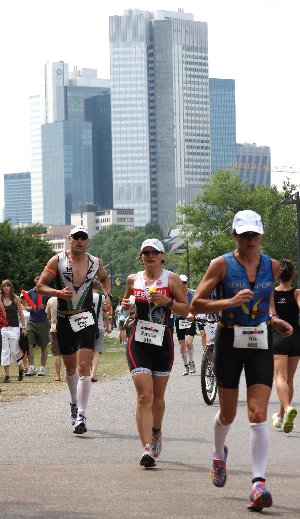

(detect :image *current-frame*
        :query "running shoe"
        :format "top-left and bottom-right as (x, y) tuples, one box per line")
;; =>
(272, 412), (283, 429)
(210, 445), (228, 487)
(70, 402), (78, 425)
(189, 361), (196, 374)
(73, 414), (87, 434)
(3, 376), (10, 383)
(151, 431), (162, 458)
(282, 406), (297, 433)
(247, 481), (272, 511)
(140, 444), (156, 468)
(38, 366), (45, 376)
(25, 366), (36, 376)
(182, 365), (189, 376)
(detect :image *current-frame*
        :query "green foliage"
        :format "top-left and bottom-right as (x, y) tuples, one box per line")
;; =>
(178, 170), (298, 283)
(0, 221), (54, 292)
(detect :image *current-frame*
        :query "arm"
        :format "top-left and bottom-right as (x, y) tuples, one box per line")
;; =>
(122, 275), (135, 310)
(0, 299), (6, 318)
(36, 256), (73, 300)
(97, 261), (112, 304)
(190, 256), (254, 315)
(15, 296), (26, 333)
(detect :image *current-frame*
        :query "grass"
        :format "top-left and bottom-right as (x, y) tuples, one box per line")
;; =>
(0, 336), (128, 403)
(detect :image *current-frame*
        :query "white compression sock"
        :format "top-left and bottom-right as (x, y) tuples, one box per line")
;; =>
(188, 349), (194, 363)
(77, 375), (92, 417)
(65, 371), (79, 404)
(250, 421), (268, 480)
(214, 412), (231, 459)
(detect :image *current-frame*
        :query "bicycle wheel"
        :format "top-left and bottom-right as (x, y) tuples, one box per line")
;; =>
(201, 343), (217, 405)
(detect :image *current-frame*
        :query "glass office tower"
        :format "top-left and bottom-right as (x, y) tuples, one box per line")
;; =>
(110, 9), (210, 230)
(4, 172), (32, 224)
(41, 63), (112, 225)
(209, 78), (237, 174)
(236, 143), (271, 186)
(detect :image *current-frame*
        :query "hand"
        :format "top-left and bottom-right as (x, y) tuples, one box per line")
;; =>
(122, 299), (131, 310)
(22, 328), (27, 336)
(231, 289), (254, 307)
(272, 318), (293, 336)
(59, 287), (73, 300)
(186, 313), (194, 322)
(148, 290), (167, 306)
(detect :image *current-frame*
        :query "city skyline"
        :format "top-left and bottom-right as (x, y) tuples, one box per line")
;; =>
(1, 0), (299, 216)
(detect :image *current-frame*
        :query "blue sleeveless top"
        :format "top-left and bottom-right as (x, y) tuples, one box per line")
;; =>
(220, 252), (274, 326)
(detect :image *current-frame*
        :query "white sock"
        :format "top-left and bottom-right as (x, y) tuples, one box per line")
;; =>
(181, 352), (188, 365)
(214, 411), (231, 459)
(188, 349), (194, 363)
(77, 375), (91, 417)
(250, 421), (268, 480)
(65, 371), (79, 404)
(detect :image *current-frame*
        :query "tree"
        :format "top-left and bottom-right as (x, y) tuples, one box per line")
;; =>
(178, 170), (297, 284)
(0, 221), (54, 291)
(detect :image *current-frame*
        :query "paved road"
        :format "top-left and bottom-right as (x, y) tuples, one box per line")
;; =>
(1, 332), (300, 518)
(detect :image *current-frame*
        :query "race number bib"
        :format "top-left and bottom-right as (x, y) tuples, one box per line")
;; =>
(179, 319), (192, 330)
(233, 322), (268, 350)
(135, 320), (165, 346)
(69, 312), (95, 333)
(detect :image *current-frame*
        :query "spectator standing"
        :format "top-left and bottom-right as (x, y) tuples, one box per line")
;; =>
(25, 273), (50, 377)
(46, 297), (62, 382)
(115, 301), (128, 345)
(1, 280), (26, 382)
(91, 280), (106, 382)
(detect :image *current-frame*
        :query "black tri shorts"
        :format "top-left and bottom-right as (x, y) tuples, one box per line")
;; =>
(126, 322), (174, 376)
(272, 329), (300, 357)
(214, 324), (274, 389)
(57, 312), (96, 355)
(175, 319), (196, 341)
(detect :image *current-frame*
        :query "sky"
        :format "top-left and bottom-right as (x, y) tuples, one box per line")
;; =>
(1, 0), (299, 211)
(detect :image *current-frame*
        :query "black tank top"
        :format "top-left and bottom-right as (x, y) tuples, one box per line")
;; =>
(274, 288), (300, 330)
(3, 300), (19, 327)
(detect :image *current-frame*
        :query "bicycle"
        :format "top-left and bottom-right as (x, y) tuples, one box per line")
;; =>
(196, 318), (218, 405)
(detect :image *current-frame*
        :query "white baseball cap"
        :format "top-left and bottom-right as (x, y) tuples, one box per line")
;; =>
(179, 274), (188, 282)
(140, 238), (165, 253)
(70, 225), (89, 237)
(232, 210), (264, 235)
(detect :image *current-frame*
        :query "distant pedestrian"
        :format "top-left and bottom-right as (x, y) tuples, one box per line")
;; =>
(272, 259), (299, 432)
(46, 297), (62, 382)
(1, 280), (26, 382)
(175, 275), (197, 375)
(25, 273), (50, 377)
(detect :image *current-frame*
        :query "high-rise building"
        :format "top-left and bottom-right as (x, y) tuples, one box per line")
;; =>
(110, 9), (210, 230)
(209, 78), (237, 174)
(4, 172), (32, 224)
(30, 62), (112, 225)
(29, 94), (43, 223)
(236, 143), (271, 186)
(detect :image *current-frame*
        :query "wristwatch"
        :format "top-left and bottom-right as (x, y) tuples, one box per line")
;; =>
(269, 313), (279, 319)
(105, 294), (113, 301)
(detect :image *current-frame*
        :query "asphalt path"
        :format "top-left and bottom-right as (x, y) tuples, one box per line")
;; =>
(1, 331), (300, 518)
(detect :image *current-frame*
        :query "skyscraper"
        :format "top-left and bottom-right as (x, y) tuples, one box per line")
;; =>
(4, 172), (32, 224)
(236, 143), (271, 186)
(110, 9), (210, 230)
(209, 78), (237, 174)
(31, 62), (112, 225)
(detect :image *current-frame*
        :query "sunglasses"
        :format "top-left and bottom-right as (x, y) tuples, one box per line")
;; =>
(142, 250), (161, 256)
(239, 232), (260, 238)
(72, 232), (88, 241)
(182, 281), (188, 285)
